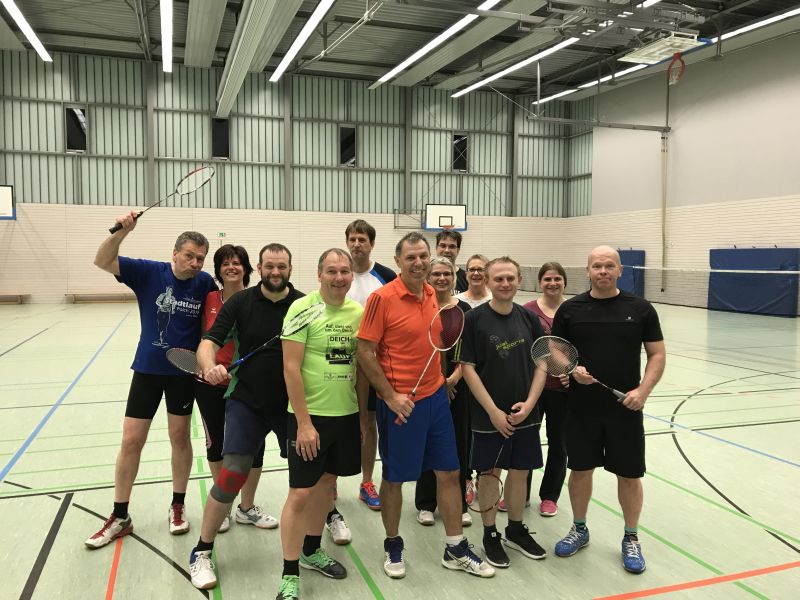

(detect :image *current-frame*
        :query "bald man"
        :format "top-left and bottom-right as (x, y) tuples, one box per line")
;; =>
(550, 246), (665, 574)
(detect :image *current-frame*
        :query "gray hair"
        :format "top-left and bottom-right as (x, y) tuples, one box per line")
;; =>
(429, 256), (455, 274)
(174, 231), (209, 252)
(394, 231), (430, 256)
(318, 248), (354, 272)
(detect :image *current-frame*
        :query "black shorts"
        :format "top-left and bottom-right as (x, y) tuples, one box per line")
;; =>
(287, 413), (361, 489)
(470, 426), (543, 473)
(125, 371), (194, 419)
(565, 399), (645, 478)
(222, 397), (287, 467)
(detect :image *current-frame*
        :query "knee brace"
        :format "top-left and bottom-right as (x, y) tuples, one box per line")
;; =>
(210, 453), (253, 503)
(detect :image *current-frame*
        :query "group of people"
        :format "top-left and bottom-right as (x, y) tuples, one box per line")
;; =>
(85, 211), (665, 599)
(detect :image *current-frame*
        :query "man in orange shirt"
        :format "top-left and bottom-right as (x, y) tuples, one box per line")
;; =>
(357, 232), (494, 581)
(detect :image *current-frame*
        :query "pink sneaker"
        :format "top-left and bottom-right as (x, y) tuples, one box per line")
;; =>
(497, 498), (507, 512)
(465, 479), (475, 506)
(539, 499), (558, 517)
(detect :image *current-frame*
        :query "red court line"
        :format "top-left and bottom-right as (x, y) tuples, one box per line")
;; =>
(105, 538), (124, 600)
(594, 560), (800, 599)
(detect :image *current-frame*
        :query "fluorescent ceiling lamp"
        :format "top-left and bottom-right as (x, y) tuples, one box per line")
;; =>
(160, 0), (173, 72)
(638, 0), (662, 7)
(371, 0), (501, 87)
(578, 64), (647, 89)
(0, 0), (52, 61)
(452, 37), (580, 98)
(532, 89), (577, 105)
(710, 6), (800, 43)
(270, 0), (336, 82)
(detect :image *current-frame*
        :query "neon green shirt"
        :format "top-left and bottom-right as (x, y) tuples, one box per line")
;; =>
(282, 291), (363, 417)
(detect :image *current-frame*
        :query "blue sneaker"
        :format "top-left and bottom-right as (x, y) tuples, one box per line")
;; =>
(555, 525), (590, 557)
(358, 481), (381, 510)
(622, 535), (646, 573)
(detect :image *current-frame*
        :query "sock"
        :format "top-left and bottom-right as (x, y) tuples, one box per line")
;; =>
(507, 519), (524, 533)
(283, 559), (300, 577)
(483, 523), (498, 537)
(302, 534), (322, 557)
(194, 538), (214, 553)
(574, 519), (587, 531)
(445, 534), (464, 547)
(113, 502), (129, 519)
(624, 526), (638, 539)
(172, 492), (186, 506)
(238, 503), (253, 513)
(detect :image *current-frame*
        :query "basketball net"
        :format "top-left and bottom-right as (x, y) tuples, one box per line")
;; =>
(667, 52), (685, 86)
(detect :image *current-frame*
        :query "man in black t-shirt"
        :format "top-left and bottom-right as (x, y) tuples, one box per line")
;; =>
(551, 246), (665, 575)
(460, 256), (549, 569)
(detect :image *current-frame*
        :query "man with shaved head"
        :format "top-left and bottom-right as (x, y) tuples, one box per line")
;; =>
(550, 246), (665, 574)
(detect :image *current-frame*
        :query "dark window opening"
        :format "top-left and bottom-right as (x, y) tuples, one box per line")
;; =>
(453, 134), (468, 171)
(340, 126), (356, 167)
(65, 106), (87, 152)
(212, 118), (230, 159)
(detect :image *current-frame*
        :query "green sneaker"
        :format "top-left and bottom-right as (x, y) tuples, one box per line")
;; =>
(300, 548), (347, 579)
(276, 574), (300, 600)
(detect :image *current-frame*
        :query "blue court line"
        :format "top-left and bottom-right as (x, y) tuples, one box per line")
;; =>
(0, 312), (129, 483)
(644, 412), (800, 468)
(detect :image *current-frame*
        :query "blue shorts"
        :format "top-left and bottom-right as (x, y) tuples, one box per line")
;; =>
(470, 427), (543, 473)
(223, 397), (288, 464)
(377, 385), (459, 483)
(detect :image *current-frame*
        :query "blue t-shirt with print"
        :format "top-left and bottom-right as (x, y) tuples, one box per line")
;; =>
(116, 256), (217, 375)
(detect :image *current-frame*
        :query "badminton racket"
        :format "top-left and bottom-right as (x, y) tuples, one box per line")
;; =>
(108, 165), (216, 233)
(167, 301), (326, 382)
(394, 303), (465, 425)
(530, 335), (626, 400)
(467, 436), (509, 514)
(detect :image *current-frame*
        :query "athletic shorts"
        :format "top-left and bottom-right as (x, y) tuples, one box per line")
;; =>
(287, 413), (361, 488)
(565, 399), (646, 478)
(125, 371), (194, 419)
(470, 427), (543, 473)
(222, 397), (287, 468)
(377, 385), (459, 483)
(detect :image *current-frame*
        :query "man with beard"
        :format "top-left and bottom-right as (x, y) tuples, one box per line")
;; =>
(188, 243), (303, 590)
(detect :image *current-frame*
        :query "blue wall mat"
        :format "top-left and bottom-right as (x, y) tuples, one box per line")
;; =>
(708, 248), (800, 317)
(618, 250), (645, 297)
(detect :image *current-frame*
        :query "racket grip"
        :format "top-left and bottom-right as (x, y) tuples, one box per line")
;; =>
(612, 388), (627, 400)
(108, 211), (142, 234)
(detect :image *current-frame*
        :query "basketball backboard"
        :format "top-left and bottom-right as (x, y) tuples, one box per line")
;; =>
(0, 185), (15, 220)
(424, 204), (467, 231)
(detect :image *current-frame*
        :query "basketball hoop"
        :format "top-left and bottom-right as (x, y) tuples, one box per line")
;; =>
(667, 52), (685, 86)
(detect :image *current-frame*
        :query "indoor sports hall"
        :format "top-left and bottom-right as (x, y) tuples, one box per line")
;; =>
(1, 1), (798, 599)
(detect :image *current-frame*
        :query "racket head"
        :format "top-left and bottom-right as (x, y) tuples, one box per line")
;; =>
(467, 472), (504, 514)
(530, 335), (579, 376)
(282, 302), (326, 336)
(429, 303), (465, 351)
(175, 165), (215, 196)
(166, 348), (199, 375)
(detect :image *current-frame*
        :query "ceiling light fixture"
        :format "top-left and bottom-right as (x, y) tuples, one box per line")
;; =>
(0, 0), (52, 62)
(452, 37), (580, 98)
(638, 0), (663, 8)
(160, 0), (173, 72)
(370, 0), (501, 89)
(710, 6), (800, 43)
(578, 64), (647, 89)
(532, 89), (577, 105)
(270, 0), (336, 82)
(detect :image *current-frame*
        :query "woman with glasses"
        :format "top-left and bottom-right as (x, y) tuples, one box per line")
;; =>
(414, 257), (473, 528)
(456, 254), (492, 308)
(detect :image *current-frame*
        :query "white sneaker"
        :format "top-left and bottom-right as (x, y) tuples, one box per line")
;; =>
(217, 513), (231, 533)
(442, 539), (496, 578)
(84, 513), (133, 549)
(189, 550), (217, 589)
(235, 505), (279, 529)
(383, 536), (406, 578)
(326, 512), (352, 545)
(462, 512), (472, 527)
(416, 510), (435, 526)
(169, 503), (189, 535)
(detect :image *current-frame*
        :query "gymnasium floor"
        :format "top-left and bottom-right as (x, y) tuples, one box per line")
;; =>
(1, 300), (798, 599)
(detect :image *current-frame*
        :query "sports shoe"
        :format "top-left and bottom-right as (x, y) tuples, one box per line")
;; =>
(300, 547), (347, 579)
(442, 539), (495, 578)
(555, 525), (590, 557)
(622, 535), (646, 574)
(358, 481), (381, 510)
(326, 512), (352, 545)
(169, 503), (189, 535)
(539, 500), (558, 517)
(218, 513), (231, 533)
(461, 512), (472, 527)
(497, 498), (507, 512)
(504, 523), (547, 559)
(189, 549), (217, 589)
(482, 530), (510, 568)
(84, 513), (133, 549)
(465, 478), (475, 506)
(416, 509), (435, 526)
(275, 574), (300, 600)
(383, 536), (406, 578)
(236, 505), (279, 529)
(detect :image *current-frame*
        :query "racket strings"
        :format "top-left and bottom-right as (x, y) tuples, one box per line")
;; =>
(176, 166), (215, 195)
(530, 336), (579, 376)
(166, 348), (198, 373)
(281, 303), (326, 337)
(433, 306), (465, 350)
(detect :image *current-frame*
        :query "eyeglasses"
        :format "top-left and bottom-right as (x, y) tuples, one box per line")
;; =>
(467, 267), (485, 273)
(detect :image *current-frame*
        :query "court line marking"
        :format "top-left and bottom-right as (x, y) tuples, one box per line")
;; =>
(345, 544), (386, 600)
(593, 560), (800, 599)
(105, 537), (123, 600)
(0, 312), (129, 484)
(0, 326), (52, 359)
(19, 492), (73, 600)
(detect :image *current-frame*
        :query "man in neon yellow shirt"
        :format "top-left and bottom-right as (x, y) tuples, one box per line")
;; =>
(276, 248), (367, 600)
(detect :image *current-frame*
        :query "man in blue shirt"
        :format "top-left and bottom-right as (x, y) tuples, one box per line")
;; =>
(85, 209), (216, 549)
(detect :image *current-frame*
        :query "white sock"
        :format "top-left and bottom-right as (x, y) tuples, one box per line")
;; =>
(445, 534), (464, 547)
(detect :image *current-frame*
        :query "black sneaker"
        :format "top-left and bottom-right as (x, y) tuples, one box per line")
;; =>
(483, 530), (510, 568)
(504, 523), (547, 560)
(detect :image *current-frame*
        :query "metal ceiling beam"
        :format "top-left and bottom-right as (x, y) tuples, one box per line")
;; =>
(184, 0), (227, 67)
(0, 11), (25, 50)
(389, 0), (548, 87)
(249, 0), (302, 72)
(131, 0), (152, 61)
